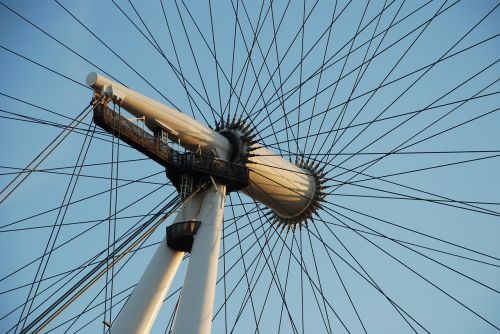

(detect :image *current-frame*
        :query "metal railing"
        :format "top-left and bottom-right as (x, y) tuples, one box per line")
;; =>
(93, 104), (249, 191)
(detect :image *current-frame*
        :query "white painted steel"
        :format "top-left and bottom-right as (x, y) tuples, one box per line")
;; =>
(244, 145), (316, 219)
(87, 72), (316, 334)
(86, 72), (315, 221)
(172, 184), (226, 334)
(86, 72), (231, 159)
(110, 237), (182, 334)
(111, 195), (203, 334)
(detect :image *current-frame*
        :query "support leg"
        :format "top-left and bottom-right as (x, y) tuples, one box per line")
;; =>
(172, 183), (226, 334)
(111, 195), (203, 334)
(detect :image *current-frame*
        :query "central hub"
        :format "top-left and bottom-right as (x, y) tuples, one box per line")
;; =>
(271, 156), (327, 229)
(215, 116), (325, 230)
(215, 117), (256, 164)
(88, 72), (321, 232)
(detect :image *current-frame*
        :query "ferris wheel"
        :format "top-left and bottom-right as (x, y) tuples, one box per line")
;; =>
(0, 1), (499, 333)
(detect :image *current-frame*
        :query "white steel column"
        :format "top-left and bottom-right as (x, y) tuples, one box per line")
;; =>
(111, 194), (203, 334)
(172, 183), (226, 334)
(86, 71), (319, 333)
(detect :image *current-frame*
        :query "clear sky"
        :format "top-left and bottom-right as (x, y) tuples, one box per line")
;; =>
(0, 1), (499, 333)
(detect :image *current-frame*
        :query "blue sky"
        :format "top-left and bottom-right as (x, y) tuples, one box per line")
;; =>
(0, 1), (499, 333)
